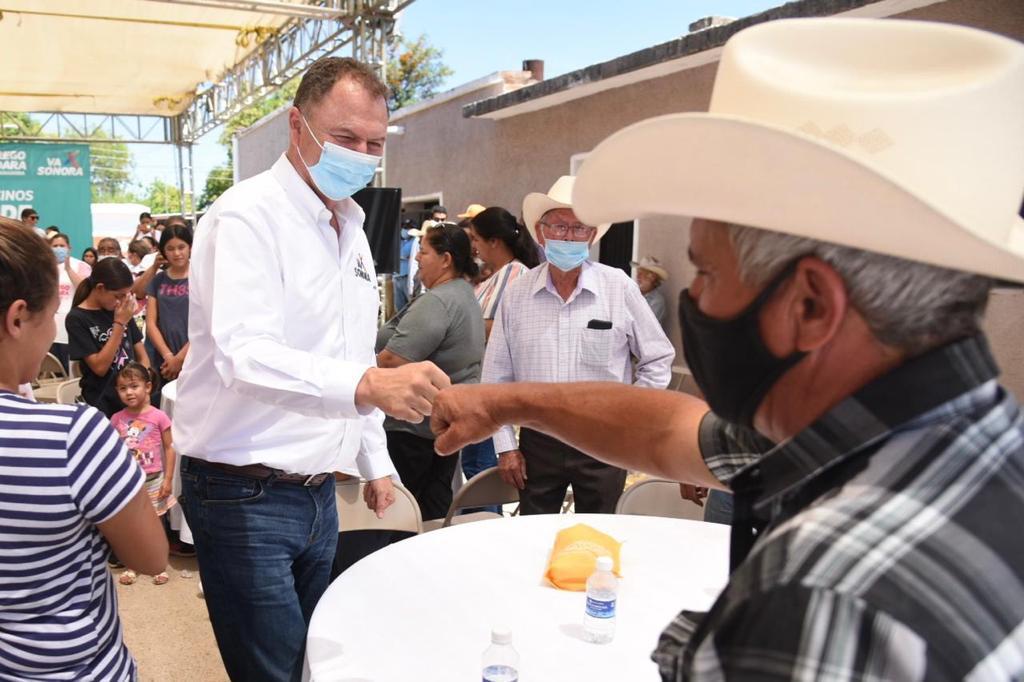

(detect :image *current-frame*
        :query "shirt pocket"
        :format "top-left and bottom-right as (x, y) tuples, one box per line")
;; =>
(579, 327), (616, 366)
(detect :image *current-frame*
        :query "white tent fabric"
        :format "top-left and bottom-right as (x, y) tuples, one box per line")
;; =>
(0, 1), (292, 116)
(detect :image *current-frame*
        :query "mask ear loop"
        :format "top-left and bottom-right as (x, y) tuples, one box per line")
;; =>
(294, 112), (324, 170)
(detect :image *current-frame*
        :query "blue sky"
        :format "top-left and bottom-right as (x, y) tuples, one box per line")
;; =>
(132, 0), (777, 198)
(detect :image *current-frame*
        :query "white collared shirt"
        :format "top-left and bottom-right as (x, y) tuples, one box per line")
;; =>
(483, 261), (675, 453)
(173, 155), (392, 478)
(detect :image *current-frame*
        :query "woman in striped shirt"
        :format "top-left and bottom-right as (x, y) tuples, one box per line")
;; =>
(462, 207), (541, 488)
(0, 217), (168, 681)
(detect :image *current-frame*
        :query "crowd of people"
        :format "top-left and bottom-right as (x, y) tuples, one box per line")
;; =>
(1, 15), (1023, 682)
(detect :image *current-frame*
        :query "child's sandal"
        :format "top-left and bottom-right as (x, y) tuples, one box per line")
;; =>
(152, 572), (169, 586)
(119, 570), (137, 585)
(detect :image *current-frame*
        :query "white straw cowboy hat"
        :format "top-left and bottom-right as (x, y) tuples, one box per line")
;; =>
(631, 256), (669, 281)
(522, 176), (612, 243)
(408, 219), (440, 238)
(572, 19), (1024, 282)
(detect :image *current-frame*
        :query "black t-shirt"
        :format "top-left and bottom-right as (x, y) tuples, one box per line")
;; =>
(66, 307), (143, 416)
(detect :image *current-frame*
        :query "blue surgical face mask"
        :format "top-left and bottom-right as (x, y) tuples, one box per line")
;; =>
(52, 246), (68, 264)
(296, 114), (381, 201)
(544, 239), (590, 272)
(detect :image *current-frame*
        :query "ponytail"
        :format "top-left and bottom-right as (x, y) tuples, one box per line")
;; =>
(71, 277), (95, 308)
(426, 224), (479, 280)
(470, 207), (540, 268)
(72, 257), (133, 307)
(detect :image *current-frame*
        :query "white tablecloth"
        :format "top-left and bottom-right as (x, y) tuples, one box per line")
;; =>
(305, 513), (729, 681)
(160, 381), (192, 544)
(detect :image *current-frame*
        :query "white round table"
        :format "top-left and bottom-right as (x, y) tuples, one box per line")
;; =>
(305, 513), (729, 681)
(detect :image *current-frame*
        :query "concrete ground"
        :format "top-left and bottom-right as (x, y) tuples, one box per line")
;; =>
(116, 556), (229, 682)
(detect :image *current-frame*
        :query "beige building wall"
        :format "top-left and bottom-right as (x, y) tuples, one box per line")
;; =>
(382, 0), (1024, 396)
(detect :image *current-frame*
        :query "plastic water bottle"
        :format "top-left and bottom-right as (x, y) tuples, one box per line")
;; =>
(482, 627), (519, 681)
(583, 555), (618, 644)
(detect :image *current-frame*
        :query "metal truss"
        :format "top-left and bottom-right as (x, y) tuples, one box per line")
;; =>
(175, 0), (399, 143)
(0, 111), (174, 144)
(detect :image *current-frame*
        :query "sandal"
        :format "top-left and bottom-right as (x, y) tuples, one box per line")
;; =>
(119, 570), (137, 585)
(152, 572), (169, 586)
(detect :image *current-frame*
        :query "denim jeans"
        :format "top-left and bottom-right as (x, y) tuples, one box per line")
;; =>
(704, 489), (734, 525)
(179, 456), (338, 682)
(393, 275), (409, 313)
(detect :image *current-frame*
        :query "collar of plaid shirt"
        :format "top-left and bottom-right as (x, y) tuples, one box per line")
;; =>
(727, 334), (998, 572)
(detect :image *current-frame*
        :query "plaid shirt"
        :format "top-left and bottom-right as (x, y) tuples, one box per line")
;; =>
(655, 335), (1024, 681)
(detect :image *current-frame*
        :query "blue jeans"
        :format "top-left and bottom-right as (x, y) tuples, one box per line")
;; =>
(704, 489), (734, 525)
(460, 438), (500, 514)
(393, 275), (409, 313)
(179, 457), (338, 682)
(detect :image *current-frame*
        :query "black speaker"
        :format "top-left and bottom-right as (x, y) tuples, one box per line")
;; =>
(352, 187), (402, 274)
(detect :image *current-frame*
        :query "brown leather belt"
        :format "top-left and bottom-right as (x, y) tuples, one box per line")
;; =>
(203, 461), (332, 487)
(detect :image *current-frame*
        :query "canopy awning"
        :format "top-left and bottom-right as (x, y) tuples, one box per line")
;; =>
(0, 1), (293, 117)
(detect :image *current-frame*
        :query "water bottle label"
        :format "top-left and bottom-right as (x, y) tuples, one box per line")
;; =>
(482, 664), (518, 681)
(586, 596), (616, 619)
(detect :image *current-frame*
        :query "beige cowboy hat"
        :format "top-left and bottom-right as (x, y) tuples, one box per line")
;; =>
(408, 219), (440, 238)
(572, 18), (1024, 282)
(457, 203), (487, 219)
(522, 176), (612, 243)
(631, 256), (669, 281)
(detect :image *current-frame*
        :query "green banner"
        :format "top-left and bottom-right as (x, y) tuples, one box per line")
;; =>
(0, 143), (93, 253)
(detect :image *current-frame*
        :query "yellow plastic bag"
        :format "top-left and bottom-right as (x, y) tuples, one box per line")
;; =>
(544, 523), (622, 591)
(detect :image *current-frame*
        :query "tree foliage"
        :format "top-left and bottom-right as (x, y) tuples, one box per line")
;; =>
(386, 35), (454, 111)
(142, 178), (182, 214)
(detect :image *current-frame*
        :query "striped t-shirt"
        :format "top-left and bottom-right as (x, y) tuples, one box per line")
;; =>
(475, 259), (531, 321)
(0, 392), (143, 681)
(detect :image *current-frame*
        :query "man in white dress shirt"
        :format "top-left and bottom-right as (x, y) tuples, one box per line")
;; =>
(173, 57), (448, 681)
(483, 176), (674, 514)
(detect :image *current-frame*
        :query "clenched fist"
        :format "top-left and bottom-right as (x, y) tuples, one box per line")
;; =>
(356, 361), (450, 423)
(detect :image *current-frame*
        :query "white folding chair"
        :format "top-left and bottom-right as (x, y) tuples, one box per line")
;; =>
(336, 479), (422, 534)
(615, 477), (705, 521)
(423, 467), (520, 531)
(55, 378), (82, 405)
(36, 353), (67, 383)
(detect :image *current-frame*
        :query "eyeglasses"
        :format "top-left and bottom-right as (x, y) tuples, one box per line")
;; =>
(539, 222), (595, 239)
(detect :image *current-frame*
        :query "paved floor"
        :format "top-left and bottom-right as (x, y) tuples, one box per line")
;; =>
(116, 556), (228, 682)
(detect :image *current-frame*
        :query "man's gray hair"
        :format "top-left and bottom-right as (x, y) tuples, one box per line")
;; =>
(726, 224), (992, 356)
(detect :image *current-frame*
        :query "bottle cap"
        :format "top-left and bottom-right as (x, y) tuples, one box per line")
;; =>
(491, 627), (513, 645)
(596, 556), (614, 572)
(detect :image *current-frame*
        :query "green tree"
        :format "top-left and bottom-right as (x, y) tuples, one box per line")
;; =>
(88, 133), (137, 203)
(386, 35), (453, 111)
(143, 178), (182, 214)
(198, 163), (233, 210)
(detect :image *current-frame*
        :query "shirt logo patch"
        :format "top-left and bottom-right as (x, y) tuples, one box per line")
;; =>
(354, 253), (372, 284)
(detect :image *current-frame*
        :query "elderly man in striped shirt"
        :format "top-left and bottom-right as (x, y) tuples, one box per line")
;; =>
(433, 18), (1024, 681)
(481, 175), (674, 514)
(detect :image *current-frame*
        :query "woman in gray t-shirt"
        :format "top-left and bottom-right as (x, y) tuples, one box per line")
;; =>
(376, 224), (485, 520)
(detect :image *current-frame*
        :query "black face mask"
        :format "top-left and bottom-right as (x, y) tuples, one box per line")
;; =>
(679, 261), (806, 428)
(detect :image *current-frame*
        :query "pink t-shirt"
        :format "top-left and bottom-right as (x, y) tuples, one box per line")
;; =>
(110, 406), (172, 474)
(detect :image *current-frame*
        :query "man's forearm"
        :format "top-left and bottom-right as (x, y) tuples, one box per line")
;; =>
(488, 382), (721, 487)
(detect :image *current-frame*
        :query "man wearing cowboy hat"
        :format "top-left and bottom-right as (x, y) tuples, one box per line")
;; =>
(481, 175), (674, 514)
(632, 255), (670, 331)
(432, 18), (1024, 680)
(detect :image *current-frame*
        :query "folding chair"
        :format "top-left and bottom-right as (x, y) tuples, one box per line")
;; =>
(423, 467), (520, 532)
(336, 479), (422, 534)
(56, 378), (82, 405)
(615, 477), (705, 521)
(36, 353), (67, 383)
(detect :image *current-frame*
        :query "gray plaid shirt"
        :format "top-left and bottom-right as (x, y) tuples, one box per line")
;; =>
(655, 335), (1024, 681)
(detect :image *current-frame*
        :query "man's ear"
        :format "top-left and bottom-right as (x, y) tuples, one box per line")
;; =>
(790, 257), (848, 352)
